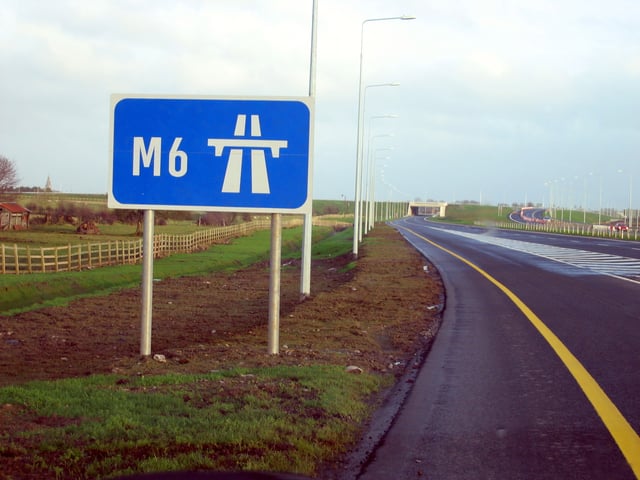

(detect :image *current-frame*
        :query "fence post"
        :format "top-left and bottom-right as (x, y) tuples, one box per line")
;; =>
(13, 244), (19, 274)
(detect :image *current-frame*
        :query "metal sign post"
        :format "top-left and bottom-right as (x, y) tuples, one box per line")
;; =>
(140, 209), (154, 356)
(268, 213), (282, 354)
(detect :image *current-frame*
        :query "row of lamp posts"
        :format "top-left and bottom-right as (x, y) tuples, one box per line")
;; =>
(545, 170), (634, 229)
(352, 15), (416, 258)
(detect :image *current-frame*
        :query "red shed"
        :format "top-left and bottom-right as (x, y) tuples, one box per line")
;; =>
(0, 202), (30, 230)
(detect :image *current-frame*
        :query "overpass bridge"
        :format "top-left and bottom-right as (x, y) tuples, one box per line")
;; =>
(407, 201), (448, 217)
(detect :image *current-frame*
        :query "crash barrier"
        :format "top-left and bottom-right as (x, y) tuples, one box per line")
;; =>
(0, 218), (306, 274)
(489, 221), (638, 240)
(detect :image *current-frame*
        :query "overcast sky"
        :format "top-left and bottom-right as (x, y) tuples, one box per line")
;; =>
(2, 0), (639, 212)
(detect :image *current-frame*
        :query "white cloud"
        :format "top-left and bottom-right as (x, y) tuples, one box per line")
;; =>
(1, 0), (639, 210)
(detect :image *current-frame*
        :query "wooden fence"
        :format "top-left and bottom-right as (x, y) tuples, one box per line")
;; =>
(0, 219), (289, 275)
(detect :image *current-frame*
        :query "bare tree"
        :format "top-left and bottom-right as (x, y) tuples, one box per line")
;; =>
(0, 155), (19, 192)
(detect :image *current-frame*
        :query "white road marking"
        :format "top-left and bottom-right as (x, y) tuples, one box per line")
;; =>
(445, 230), (640, 283)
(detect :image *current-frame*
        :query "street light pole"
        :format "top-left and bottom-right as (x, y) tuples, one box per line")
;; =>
(370, 153), (391, 228)
(363, 114), (396, 234)
(352, 14), (415, 258)
(629, 174), (633, 229)
(365, 137), (393, 233)
(357, 84), (398, 243)
(599, 175), (603, 225)
(299, 0), (318, 298)
(617, 169), (634, 229)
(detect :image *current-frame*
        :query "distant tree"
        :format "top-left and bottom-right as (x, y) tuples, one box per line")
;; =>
(199, 212), (236, 226)
(0, 155), (19, 192)
(323, 205), (339, 215)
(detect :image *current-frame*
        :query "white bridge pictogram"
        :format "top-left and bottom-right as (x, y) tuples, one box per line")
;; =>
(208, 114), (288, 194)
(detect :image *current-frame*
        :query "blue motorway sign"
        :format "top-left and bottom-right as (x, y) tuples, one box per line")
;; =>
(109, 95), (313, 213)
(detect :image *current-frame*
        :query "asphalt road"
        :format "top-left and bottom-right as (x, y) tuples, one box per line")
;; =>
(357, 217), (640, 480)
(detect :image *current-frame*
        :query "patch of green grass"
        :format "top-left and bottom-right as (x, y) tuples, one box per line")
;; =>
(549, 209), (613, 224)
(434, 204), (509, 225)
(319, 214), (353, 222)
(310, 227), (353, 259)
(341, 261), (357, 273)
(0, 266), (144, 313)
(0, 365), (387, 478)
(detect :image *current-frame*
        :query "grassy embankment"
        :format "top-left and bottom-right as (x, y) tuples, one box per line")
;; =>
(0, 225), (395, 478)
(433, 204), (509, 224)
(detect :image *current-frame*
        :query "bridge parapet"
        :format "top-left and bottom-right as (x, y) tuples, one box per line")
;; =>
(408, 201), (448, 217)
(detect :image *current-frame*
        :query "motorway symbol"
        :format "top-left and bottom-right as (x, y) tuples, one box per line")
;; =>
(108, 95), (313, 213)
(208, 114), (288, 194)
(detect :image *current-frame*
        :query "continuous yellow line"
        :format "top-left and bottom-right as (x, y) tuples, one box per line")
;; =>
(401, 225), (640, 478)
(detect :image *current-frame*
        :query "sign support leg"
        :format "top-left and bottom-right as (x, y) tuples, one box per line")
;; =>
(140, 209), (155, 356)
(300, 212), (312, 298)
(268, 213), (282, 354)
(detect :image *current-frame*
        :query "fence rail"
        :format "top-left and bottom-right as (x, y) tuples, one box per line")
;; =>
(0, 219), (288, 275)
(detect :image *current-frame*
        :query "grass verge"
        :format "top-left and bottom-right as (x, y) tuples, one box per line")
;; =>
(0, 366), (386, 478)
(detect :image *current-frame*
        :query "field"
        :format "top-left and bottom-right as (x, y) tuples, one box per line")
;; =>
(0, 224), (443, 479)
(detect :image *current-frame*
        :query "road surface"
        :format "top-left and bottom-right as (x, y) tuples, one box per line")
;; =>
(357, 217), (640, 479)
